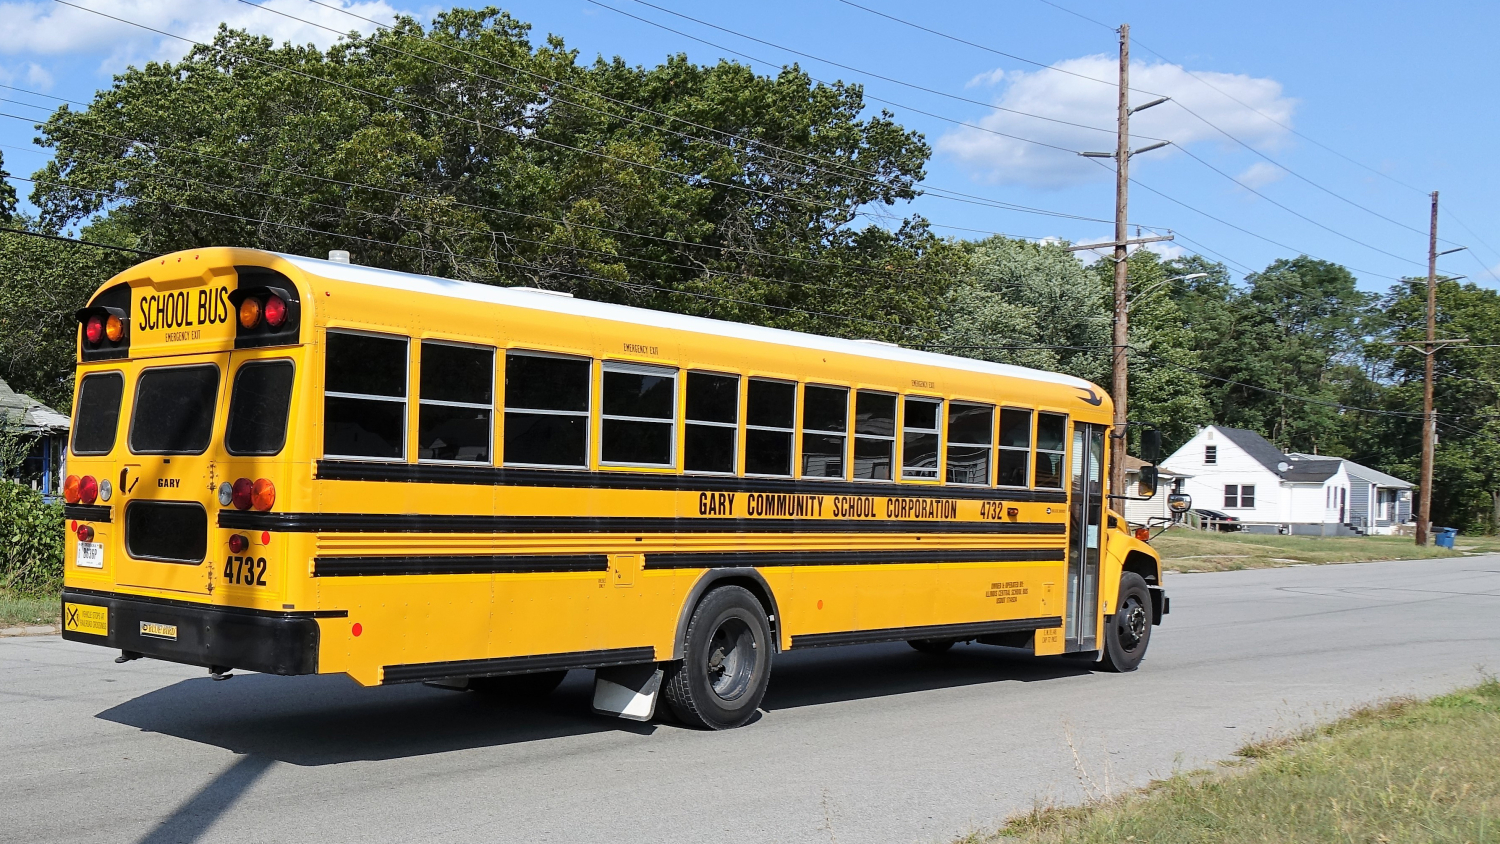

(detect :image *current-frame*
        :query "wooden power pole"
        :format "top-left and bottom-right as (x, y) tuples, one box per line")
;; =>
(1417, 191), (1438, 546)
(1108, 24), (1132, 499)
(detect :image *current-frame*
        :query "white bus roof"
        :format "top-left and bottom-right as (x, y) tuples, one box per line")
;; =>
(276, 251), (1098, 392)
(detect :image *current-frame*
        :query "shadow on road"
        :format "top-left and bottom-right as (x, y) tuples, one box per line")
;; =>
(97, 642), (1092, 765)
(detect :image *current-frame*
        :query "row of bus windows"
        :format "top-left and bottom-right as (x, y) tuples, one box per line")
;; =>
(71, 362), (295, 457)
(325, 333), (1070, 488)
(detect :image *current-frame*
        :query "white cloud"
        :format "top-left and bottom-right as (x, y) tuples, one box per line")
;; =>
(24, 62), (52, 90)
(936, 55), (1296, 189)
(0, 1), (401, 67)
(1236, 160), (1285, 189)
(965, 67), (1006, 89)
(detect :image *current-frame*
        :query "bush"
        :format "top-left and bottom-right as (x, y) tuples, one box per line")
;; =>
(0, 480), (64, 596)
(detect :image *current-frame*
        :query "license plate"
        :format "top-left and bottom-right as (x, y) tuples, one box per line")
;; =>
(76, 541), (103, 569)
(63, 602), (109, 636)
(139, 621), (178, 640)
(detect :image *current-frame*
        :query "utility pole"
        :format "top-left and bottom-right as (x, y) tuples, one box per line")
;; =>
(1417, 192), (1439, 546)
(1073, 24), (1171, 497)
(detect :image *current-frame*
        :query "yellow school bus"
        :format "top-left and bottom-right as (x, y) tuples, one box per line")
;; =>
(59, 247), (1175, 729)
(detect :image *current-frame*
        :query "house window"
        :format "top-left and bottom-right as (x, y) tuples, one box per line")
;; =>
(1225, 484), (1256, 508)
(1204, 445), (1217, 465)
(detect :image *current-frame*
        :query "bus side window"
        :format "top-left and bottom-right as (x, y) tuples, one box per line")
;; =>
(324, 332), (408, 461)
(418, 342), (494, 463)
(600, 362), (676, 467)
(997, 408), (1033, 487)
(744, 378), (795, 477)
(801, 385), (848, 479)
(226, 360), (295, 456)
(503, 352), (590, 468)
(684, 372), (738, 474)
(852, 391), (895, 481)
(1035, 412), (1068, 488)
(72, 372), (125, 456)
(901, 396), (942, 480)
(946, 402), (993, 485)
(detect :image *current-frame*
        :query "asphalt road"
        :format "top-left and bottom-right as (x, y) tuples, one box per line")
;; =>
(4, 556), (1499, 844)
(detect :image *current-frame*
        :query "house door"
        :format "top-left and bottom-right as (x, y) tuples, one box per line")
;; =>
(1065, 423), (1106, 652)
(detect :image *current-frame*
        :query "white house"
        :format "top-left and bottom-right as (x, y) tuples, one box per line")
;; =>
(1161, 426), (1365, 535)
(1288, 453), (1414, 535)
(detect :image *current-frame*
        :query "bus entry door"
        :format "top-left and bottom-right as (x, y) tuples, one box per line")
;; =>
(1065, 423), (1106, 653)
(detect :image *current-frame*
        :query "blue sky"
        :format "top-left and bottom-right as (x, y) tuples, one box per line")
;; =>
(1, 0), (1495, 293)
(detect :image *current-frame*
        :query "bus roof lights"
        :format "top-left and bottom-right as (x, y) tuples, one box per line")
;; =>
(84, 316), (104, 345)
(263, 295), (287, 329)
(239, 297), (262, 329)
(104, 314), (124, 342)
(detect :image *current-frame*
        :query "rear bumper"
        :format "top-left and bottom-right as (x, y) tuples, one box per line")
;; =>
(60, 588), (323, 675)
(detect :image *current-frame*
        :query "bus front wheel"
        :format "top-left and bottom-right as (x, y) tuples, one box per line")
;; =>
(662, 585), (773, 730)
(1100, 573), (1152, 673)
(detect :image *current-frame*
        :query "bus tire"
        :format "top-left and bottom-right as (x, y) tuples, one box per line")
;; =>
(662, 585), (772, 730)
(1100, 573), (1152, 673)
(907, 638), (955, 654)
(468, 670), (568, 698)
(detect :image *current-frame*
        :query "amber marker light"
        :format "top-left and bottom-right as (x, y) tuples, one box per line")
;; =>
(63, 475), (81, 504)
(104, 314), (124, 342)
(239, 297), (262, 329)
(251, 478), (276, 511)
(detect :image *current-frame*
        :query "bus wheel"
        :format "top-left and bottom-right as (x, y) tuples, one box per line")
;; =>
(907, 638), (955, 654)
(1101, 573), (1152, 673)
(468, 670), (568, 698)
(663, 586), (773, 730)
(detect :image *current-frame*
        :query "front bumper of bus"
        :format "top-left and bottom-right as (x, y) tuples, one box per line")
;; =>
(60, 588), (321, 675)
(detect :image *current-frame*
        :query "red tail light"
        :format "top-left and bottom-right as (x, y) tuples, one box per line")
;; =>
(78, 475), (99, 505)
(228, 534), (249, 554)
(263, 295), (287, 328)
(231, 477), (254, 510)
(251, 478), (276, 511)
(84, 316), (104, 345)
(77, 524), (95, 542)
(239, 297), (262, 329)
(63, 475), (81, 504)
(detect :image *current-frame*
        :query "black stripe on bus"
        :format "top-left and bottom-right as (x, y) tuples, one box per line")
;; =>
(642, 548), (1064, 569)
(313, 554), (609, 577)
(791, 616), (1062, 650)
(62, 586), (349, 618)
(65, 504), (112, 523)
(381, 645), (657, 685)
(219, 511), (1067, 536)
(315, 459), (1070, 504)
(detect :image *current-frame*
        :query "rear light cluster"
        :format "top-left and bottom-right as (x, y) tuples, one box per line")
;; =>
(63, 474), (108, 505)
(217, 477), (276, 511)
(239, 293), (289, 330)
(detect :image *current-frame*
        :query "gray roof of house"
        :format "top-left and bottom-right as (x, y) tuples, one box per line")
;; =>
(1216, 427), (1292, 474)
(0, 379), (69, 435)
(1280, 458), (1342, 483)
(1214, 427), (1341, 482)
(1287, 453), (1413, 489)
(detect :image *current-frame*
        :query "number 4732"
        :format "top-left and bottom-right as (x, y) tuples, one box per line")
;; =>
(224, 556), (267, 586)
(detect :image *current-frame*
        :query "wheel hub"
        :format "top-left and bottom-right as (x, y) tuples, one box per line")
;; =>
(1117, 598), (1148, 650)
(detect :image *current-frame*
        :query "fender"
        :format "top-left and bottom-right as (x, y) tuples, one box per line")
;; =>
(1101, 513), (1163, 617)
(668, 568), (783, 661)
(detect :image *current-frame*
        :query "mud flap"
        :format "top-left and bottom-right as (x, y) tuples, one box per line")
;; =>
(592, 663), (663, 721)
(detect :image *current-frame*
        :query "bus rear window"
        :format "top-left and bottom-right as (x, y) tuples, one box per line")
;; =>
(72, 372), (125, 455)
(129, 365), (220, 454)
(226, 361), (295, 455)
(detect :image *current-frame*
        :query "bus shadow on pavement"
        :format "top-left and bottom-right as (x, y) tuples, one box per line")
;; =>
(96, 670), (644, 766)
(761, 642), (1094, 711)
(97, 642), (1090, 765)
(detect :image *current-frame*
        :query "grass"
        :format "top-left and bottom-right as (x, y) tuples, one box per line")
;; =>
(1152, 527), (1500, 573)
(963, 679), (1500, 843)
(0, 589), (59, 628)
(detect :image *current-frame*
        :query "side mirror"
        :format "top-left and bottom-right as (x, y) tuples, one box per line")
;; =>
(1141, 428), (1162, 464)
(1168, 493), (1192, 514)
(1137, 465), (1159, 499)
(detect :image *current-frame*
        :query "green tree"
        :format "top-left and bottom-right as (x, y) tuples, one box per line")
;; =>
(0, 151), (17, 223)
(29, 9), (953, 342)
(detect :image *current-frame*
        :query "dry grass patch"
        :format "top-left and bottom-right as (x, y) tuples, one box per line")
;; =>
(1152, 528), (1500, 573)
(0, 589), (59, 627)
(967, 679), (1500, 843)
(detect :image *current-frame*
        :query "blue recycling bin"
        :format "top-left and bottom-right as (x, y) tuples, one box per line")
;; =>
(1434, 527), (1458, 549)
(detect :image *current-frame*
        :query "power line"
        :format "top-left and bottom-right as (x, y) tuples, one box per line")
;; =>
(55, 0), (1118, 234)
(0, 225), (156, 256)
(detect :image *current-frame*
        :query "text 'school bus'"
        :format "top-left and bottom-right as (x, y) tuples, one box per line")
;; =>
(59, 247), (1178, 729)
